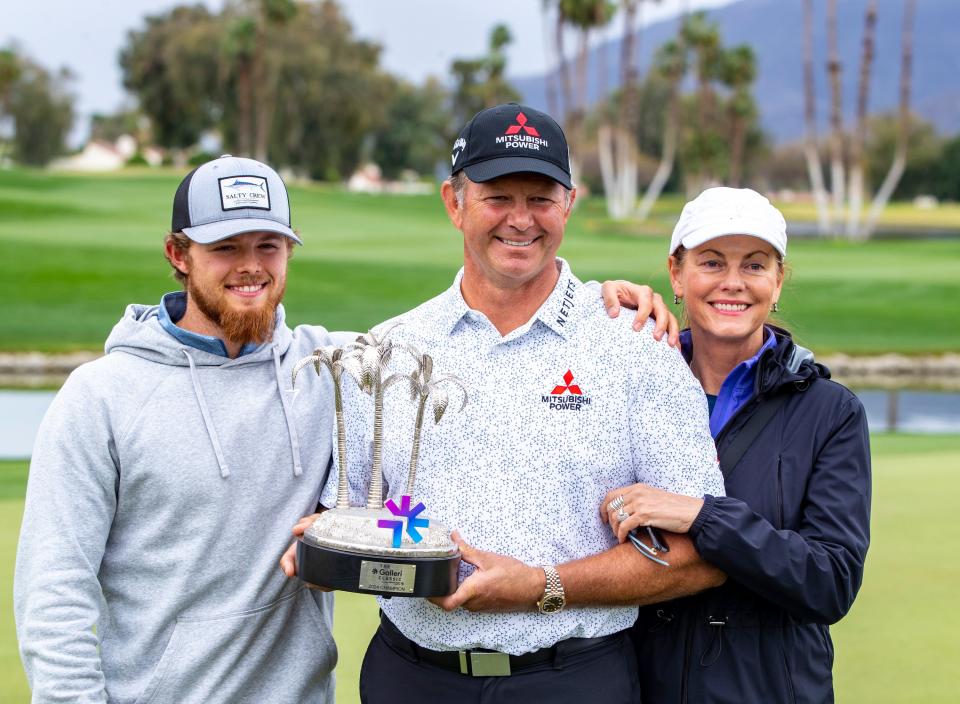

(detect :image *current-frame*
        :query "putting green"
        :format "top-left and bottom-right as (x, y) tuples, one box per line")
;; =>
(1, 434), (958, 702)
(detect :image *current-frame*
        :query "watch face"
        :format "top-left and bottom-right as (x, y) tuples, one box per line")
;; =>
(540, 595), (565, 614)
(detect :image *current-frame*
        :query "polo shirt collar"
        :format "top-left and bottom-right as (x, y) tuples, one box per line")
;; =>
(532, 258), (579, 339)
(439, 258), (580, 340)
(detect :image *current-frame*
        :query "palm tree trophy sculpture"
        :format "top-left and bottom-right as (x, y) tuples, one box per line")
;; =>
(292, 345), (361, 509)
(402, 348), (468, 497)
(289, 329), (465, 597)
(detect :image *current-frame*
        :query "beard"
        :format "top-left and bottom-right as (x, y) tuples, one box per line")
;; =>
(186, 272), (286, 347)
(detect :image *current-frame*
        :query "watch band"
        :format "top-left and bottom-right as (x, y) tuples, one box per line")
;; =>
(537, 565), (566, 614)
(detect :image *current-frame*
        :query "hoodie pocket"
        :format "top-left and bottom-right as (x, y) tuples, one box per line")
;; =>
(134, 588), (335, 704)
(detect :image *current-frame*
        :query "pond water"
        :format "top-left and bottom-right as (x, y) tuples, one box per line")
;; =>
(1, 388), (958, 460)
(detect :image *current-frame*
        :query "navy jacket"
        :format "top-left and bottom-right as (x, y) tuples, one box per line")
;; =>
(633, 328), (871, 704)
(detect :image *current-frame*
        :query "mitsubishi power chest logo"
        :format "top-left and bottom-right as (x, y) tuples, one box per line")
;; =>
(496, 112), (549, 152)
(542, 370), (592, 411)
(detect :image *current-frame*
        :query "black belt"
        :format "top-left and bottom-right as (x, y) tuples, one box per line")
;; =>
(378, 613), (626, 677)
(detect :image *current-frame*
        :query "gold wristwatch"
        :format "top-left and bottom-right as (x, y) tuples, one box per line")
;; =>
(537, 565), (566, 614)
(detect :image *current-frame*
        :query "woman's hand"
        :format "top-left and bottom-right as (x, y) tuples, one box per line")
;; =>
(599, 280), (680, 347)
(601, 484), (704, 542)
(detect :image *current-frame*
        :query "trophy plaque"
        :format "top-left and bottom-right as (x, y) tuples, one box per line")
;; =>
(291, 329), (466, 597)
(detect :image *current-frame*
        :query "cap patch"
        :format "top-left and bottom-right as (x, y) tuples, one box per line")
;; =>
(219, 175), (270, 211)
(495, 112), (549, 152)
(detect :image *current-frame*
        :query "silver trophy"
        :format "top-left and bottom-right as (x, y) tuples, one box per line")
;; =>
(291, 329), (466, 596)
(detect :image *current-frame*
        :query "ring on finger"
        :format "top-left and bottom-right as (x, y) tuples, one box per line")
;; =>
(616, 508), (630, 523)
(608, 495), (625, 512)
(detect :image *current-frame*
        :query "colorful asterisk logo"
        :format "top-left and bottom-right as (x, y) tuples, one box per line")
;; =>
(377, 495), (429, 548)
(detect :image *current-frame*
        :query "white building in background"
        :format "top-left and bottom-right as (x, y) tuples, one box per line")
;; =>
(50, 135), (163, 171)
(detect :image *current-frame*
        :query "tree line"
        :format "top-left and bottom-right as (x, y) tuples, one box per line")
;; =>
(3, 0), (958, 228)
(0, 46), (73, 166)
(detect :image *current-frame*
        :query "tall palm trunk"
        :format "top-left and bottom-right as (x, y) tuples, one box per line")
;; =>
(637, 85), (678, 220)
(252, 19), (277, 163)
(617, 0), (642, 216)
(803, 0), (831, 234)
(864, 0), (916, 239)
(600, 1), (642, 219)
(543, 4), (560, 118)
(826, 0), (845, 228)
(728, 111), (746, 187)
(638, 9), (686, 221)
(236, 58), (254, 156)
(846, 0), (878, 239)
(556, 11), (572, 124)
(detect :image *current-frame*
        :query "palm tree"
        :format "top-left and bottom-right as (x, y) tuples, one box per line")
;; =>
(542, 1), (561, 117)
(636, 35), (686, 220)
(802, 0), (831, 234)
(682, 11), (722, 192)
(826, 0), (845, 227)
(252, 0), (297, 162)
(400, 350), (467, 497)
(291, 345), (363, 509)
(863, 0), (917, 239)
(598, 0), (662, 220)
(558, 0), (617, 185)
(845, 0), (878, 238)
(719, 45), (756, 187)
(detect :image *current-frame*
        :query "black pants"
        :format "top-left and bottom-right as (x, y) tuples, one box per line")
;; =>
(359, 621), (641, 704)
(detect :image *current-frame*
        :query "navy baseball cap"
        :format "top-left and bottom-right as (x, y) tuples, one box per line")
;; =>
(171, 155), (302, 245)
(451, 103), (572, 189)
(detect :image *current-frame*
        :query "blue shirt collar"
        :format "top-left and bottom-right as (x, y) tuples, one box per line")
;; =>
(680, 326), (778, 438)
(158, 291), (265, 358)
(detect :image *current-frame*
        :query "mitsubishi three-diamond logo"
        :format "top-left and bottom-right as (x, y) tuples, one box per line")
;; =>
(505, 112), (540, 137)
(542, 370), (591, 411)
(495, 112), (549, 152)
(551, 370), (582, 395)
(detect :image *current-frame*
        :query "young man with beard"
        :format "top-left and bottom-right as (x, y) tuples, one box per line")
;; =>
(15, 155), (673, 703)
(14, 156), (342, 704)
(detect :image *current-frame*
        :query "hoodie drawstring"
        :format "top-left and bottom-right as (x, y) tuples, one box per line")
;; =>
(274, 347), (304, 477)
(184, 350), (231, 478)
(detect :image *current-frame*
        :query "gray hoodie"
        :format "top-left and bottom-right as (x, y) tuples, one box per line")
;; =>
(15, 303), (341, 703)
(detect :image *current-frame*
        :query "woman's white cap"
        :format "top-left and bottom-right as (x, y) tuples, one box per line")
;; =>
(669, 187), (787, 258)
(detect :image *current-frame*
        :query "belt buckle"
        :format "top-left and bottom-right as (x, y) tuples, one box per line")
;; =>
(460, 651), (511, 677)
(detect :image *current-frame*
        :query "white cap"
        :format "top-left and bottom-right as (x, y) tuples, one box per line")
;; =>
(669, 187), (787, 258)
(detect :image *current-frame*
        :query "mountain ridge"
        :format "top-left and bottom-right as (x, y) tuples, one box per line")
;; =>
(510, 0), (958, 143)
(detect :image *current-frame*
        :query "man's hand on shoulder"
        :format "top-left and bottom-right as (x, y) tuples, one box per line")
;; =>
(599, 280), (679, 347)
(429, 532), (545, 613)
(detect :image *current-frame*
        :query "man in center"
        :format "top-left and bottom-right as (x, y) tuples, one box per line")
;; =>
(320, 104), (726, 702)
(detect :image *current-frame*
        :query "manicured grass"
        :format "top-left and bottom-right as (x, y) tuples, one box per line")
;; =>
(2, 434), (959, 702)
(2, 168), (959, 353)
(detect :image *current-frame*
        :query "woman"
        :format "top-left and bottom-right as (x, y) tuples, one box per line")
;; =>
(604, 187), (871, 703)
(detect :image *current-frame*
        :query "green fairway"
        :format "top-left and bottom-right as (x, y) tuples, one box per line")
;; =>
(1, 434), (959, 702)
(2, 168), (959, 354)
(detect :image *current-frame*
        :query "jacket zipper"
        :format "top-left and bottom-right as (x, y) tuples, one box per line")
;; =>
(681, 617), (693, 704)
(776, 456), (784, 529)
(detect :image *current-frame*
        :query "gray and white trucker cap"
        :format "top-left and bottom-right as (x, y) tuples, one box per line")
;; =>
(171, 154), (301, 245)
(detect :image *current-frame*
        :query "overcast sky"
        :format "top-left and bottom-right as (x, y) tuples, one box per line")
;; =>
(4, 0), (735, 141)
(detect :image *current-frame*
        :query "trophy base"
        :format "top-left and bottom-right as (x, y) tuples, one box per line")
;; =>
(296, 538), (461, 597)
